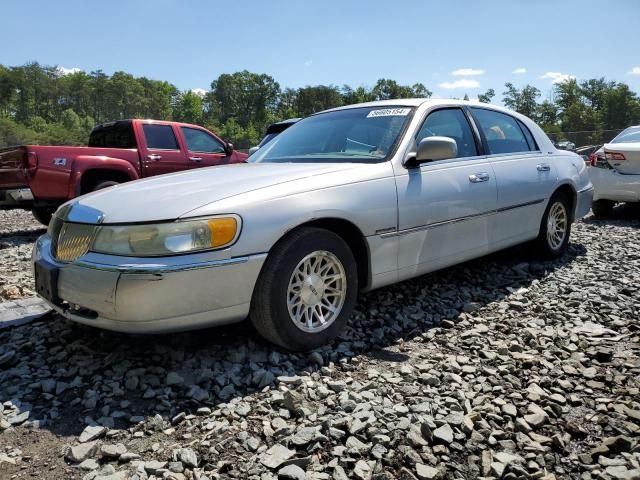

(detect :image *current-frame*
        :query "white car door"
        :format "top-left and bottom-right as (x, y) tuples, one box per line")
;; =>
(394, 107), (498, 281)
(468, 107), (556, 245)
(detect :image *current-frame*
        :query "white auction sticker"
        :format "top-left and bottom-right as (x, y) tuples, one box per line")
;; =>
(366, 108), (411, 118)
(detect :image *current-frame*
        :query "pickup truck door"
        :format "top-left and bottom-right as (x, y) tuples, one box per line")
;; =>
(468, 107), (556, 244)
(394, 107), (497, 281)
(178, 126), (235, 168)
(137, 123), (189, 176)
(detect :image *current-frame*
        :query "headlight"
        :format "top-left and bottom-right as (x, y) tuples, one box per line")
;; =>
(91, 216), (239, 256)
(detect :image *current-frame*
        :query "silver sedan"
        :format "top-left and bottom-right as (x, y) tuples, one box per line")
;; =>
(33, 99), (593, 351)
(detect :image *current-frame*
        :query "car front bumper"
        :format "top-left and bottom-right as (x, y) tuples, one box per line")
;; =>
(589, 167), (640, 202)
(32, 235), (267, 333)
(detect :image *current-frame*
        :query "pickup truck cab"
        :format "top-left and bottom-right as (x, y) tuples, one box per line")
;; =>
(0, 119), (247, 224)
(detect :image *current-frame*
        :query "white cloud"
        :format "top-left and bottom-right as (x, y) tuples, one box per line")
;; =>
(629, 67), (640, 75)
(512, 67), (526, 74)
(190, 88), (208, 97)
(452, 68), (485, 76)
(439, 79), (480, 89)
(540, 71), (576, 84)
(57, 66), (81, 76)
(304, 60), (313, 67)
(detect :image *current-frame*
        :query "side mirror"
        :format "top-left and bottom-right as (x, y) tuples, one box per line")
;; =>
(248, 146), (259, 156)
(406, 137), (457, 168)
(225, 143), (234, 155)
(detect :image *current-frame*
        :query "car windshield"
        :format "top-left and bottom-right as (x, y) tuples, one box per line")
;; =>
(250, 106), (414, 164)
(611, 126), (640, 144)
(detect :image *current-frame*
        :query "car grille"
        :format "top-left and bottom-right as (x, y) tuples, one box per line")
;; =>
(53, 222), (97, 262)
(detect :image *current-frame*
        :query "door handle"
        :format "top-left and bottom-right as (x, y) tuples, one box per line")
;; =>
(469, 172), (490, 183)
(537, 163), (551, 172)
(147, 154), (162, 161)
(189, 156), (203, 162)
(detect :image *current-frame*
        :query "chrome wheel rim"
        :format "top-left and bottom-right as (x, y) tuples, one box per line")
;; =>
(287, 250), (347, 333)
(546, 201), (567, 250)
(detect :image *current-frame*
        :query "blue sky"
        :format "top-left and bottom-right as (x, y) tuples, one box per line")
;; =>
(2, 0), (639, 102)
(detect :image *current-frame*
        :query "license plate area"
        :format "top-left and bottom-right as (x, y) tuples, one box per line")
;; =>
(34, 259), (61, 306)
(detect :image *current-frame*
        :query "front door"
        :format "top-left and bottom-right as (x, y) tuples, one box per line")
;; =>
(394, 108), (497, 280)
(138, 123), (189, 177)
(179, 126), (234, 168)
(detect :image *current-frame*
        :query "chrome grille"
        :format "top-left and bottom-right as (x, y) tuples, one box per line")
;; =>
(54, 222), (97, 262)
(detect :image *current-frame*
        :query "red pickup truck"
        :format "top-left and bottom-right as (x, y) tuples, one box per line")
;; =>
(0, 119), (247, 225)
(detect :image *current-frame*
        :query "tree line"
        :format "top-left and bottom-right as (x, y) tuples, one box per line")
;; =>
(1, 62), (639, 149)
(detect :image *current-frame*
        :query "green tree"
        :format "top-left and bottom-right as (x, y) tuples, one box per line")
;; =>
(173, 91), (204, 124)
(502, 83), (540, 118)
(477, 88), (495, 103)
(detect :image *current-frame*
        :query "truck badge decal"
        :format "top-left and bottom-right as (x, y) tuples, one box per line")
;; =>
(53, 158), (67, 166)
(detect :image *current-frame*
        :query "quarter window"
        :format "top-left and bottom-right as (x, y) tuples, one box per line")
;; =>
(471, 108), (533, 154)
(143, 124), (179, 150)
(181, 127), (226, 153)
(416, 108), (478, 158)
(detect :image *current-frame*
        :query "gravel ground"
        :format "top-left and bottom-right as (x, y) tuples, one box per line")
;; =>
(0, 208), (639, 480)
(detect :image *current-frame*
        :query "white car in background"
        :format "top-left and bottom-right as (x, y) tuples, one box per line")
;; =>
(589, 126), (640, 216)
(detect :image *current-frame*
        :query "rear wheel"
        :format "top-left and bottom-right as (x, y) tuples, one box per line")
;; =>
(32, 207), (55, 226)
(591, 199), (615, 218)
(533, 192), (572, 259)
(250, 227), (358, 351)
(91, 180), (120, 191)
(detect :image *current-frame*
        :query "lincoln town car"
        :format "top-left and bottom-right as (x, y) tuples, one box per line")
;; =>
(33, 100), (593, 351)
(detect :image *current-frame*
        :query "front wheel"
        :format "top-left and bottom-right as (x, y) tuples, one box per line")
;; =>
(32, 207), (55, 226)
(250, 227), (358, 351)
(533, 192), (572, 259)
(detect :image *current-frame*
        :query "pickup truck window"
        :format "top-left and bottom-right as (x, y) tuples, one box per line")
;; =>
(143, 124), (179, 150)
(88, 122), (136, 148)
(181, 127), (226, 154)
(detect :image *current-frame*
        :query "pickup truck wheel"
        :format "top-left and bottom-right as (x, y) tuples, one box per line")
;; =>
(250, 227), (358, 351)
(534, 192), (572, 259)
(591, 199), (615, 218)
(92, 180), (120, 191)
(32, 207), (55, 226)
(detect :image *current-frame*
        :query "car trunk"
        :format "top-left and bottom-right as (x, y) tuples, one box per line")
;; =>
(604, 143), (640, 174)
(0, 146), (29, 189)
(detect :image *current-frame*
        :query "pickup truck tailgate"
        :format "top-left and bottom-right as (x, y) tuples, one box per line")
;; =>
(0, 146), (29, 188)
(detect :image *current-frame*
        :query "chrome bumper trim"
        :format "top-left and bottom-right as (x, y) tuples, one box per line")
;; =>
(7, 188), (34, 202)
(577, 184), (594, 194)
(74, 254), (266, 274)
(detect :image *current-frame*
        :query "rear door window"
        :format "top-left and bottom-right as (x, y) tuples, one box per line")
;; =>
(143, 124), (179, 150)
(470, 108), (532, 154)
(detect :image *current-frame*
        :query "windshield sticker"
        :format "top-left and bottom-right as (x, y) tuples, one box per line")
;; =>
(366, 108), (411, 118)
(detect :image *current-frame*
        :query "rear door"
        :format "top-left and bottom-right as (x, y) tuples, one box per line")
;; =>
(137, 123), (189, 177)
(469, 107), (556, 243)
(178, 126), (234, 168)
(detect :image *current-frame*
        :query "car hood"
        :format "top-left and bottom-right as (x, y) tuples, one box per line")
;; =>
(69, 163), (361, 223)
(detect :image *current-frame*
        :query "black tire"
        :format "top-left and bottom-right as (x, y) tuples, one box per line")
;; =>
(32, 207), (55, 226)
(250, 227), (358, 351)
(591, 199), (615, 218)
(533, 192), (573, 259)
(91, 180), (120, 191)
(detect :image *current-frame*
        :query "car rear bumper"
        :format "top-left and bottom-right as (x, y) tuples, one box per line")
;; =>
(575, 184), (594, 219)
(32, 235), (267, 333)
(589, 167), (640, 202)
(0, 188), (34, 208)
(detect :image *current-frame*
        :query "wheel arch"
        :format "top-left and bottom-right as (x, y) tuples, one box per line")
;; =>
(551, 183), (577, 221)
(273, 217), (371, 291)
(79, 168), (133, 194)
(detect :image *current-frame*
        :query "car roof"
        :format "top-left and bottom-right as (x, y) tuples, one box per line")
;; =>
(319, 98), (521, 117)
